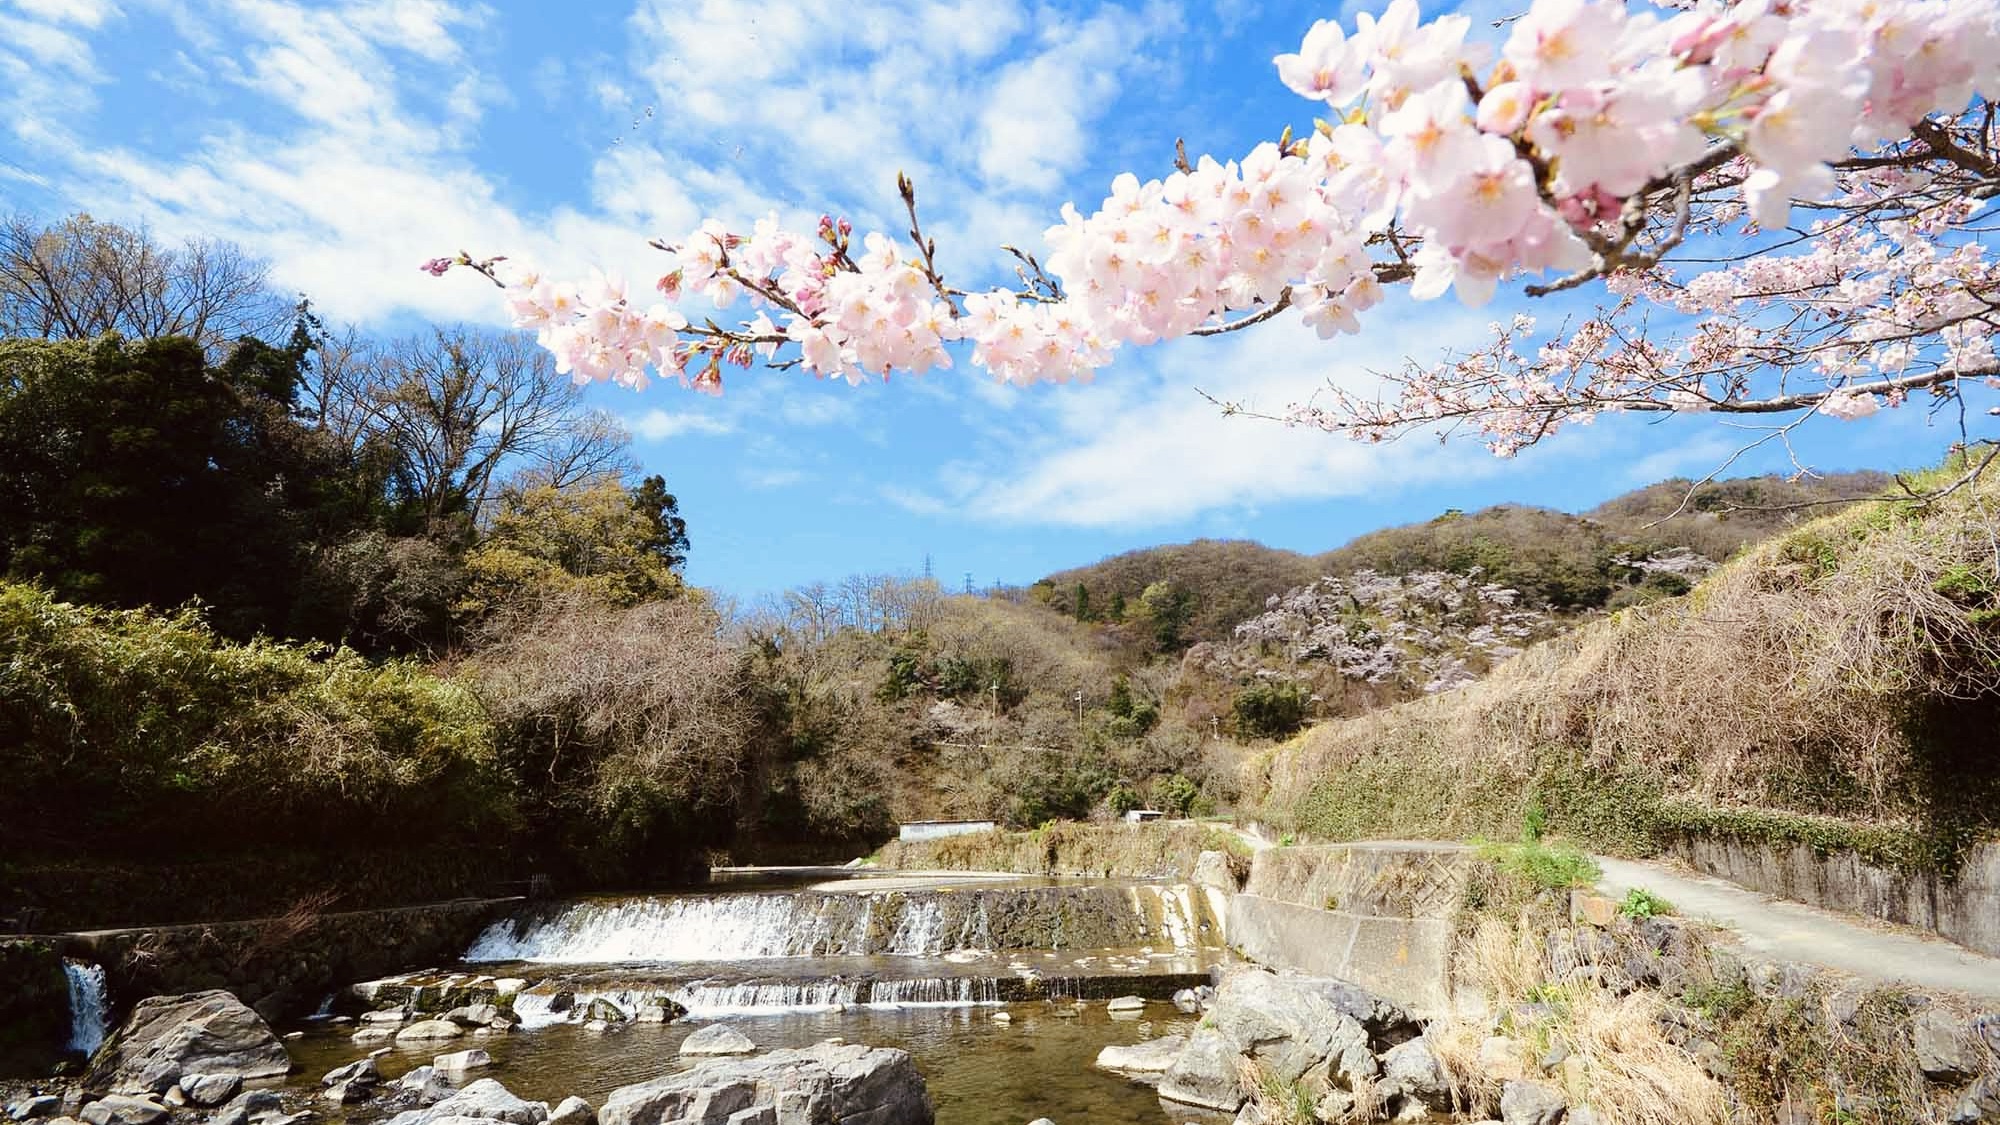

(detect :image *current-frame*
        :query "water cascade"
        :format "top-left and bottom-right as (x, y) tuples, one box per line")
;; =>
(465, 884), (1217, 965)
(64, 960), (109, 1057)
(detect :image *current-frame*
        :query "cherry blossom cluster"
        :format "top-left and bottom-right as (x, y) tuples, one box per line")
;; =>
(1300, 158), (2000, 454)
(446, 0), (2000, 429)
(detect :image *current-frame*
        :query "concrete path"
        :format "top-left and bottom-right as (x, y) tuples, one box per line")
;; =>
(1596, 856), (2000, 1003)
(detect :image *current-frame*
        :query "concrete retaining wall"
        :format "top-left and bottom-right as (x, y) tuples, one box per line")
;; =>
(1665, 837), (2000, 958)
(56, 896), (517, 1026)
(1227, 894), (1454, 1016)
(1226, 842), (1470, 1017)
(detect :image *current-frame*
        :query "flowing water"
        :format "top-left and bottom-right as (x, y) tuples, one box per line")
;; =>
(63, 959), (109, 1056)
(284, 1004), (1232, 1125)
(306, 873), (1234, 1124)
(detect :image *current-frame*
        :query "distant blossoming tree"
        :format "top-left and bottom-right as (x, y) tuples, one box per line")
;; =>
(437, 0), (2000, 481)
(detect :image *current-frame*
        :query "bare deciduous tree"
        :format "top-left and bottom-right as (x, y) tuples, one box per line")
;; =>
(0, 213), (290, 350)
(316, 328), (633, 525)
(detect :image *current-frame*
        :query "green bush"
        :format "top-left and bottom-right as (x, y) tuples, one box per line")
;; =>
(1233, 681), (1310, 739)
(1474, 836), (1602, 890)
(0, 581), (511, 855)
(1618, 887), (1674, 918)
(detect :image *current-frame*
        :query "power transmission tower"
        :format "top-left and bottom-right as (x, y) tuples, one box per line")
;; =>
(922, 554), (933, 580)
(963, 572), (974, 594)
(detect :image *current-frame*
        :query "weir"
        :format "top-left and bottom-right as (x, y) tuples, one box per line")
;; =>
(359, 875), (1228, 1024)
(464, 880), (1217, 963)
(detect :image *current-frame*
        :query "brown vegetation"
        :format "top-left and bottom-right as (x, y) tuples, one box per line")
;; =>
(1256, 454), (2000, 868)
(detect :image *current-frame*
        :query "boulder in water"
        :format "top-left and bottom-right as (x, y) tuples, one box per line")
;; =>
(444, 1005), (501, 1029)
(383, 1078), (549, 1125)
(434, 1049), (492, 1077)
(600, 1043), (931, 1125)
(396, 1020), (464, 1043)
(548, 1097), (594, 1125)
(323, 1059), (381, 1088)
(85, 991), (291, 1095)
(678, 1025), (757, 1056)
(1095, 1035), (1186, 1078)
(179, 1075), (242, 1108)
(1157, 1029), (1243, 1112)
(1106, 996), (1146, 1013)
(396, 1066), (456, 1106)
(580, 999), (627, 1024)
(79, 1098), (168, 1125)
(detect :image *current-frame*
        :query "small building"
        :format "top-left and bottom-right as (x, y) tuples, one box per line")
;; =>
(1124, 809), (1165, 824)
(898, 819), (998, 842)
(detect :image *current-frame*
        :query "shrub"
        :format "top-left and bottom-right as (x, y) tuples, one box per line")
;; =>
(1619, 887), (1674, 919)
(1233, 681), (1310, 739)
(0, 581), (509, 856)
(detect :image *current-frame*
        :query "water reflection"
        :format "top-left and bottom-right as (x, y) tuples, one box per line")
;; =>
(288, 1003), (1231, 1125)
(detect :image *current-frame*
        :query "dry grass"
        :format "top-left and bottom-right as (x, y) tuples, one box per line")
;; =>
(1436, 914), (1730, 1125)
(1259, 461), (2000, 846)
(875, 820), (1247, 879)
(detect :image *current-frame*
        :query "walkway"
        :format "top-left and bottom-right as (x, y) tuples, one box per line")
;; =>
(1596, 856), (2000, 1003)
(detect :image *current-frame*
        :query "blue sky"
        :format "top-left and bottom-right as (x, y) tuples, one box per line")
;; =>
(0, 0), (1975, 601)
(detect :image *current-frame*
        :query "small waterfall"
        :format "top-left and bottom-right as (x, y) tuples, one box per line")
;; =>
(64, 960), (109, 1057)
(464, 884), (1220, 965)
(865, 977), (1001, 1007)
(673, 979), (864, 1015)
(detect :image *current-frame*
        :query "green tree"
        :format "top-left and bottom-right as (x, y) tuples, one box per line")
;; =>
(630, 474), (690, 570)
(458, 476), (685, 619)
(0, 334), (369, 639)
(1074, 581), (1092, 622)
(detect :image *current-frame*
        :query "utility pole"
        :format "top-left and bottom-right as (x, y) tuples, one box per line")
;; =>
(990, 682), (1000, 717)
(1210, 716), (1220, 741)
(1074, 689), (1084, 729)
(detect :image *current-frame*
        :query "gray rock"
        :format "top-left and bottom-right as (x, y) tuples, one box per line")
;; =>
(180, 1076), (242, 1108)
(1106, 996), (1146, 1013)
(360, 1010), (408, 1024)
(80, 1098), (167, 1125)
(85, 991), (291, 1096)
(1094, 1035), (1187, 1077)
(444, 1006), (501, 1028)
(323, 1082), (368, 1106)
(1380, 1037), (1452, 1111)
(1499, 1080), (1567, 1125)
(322, 1059), (381, 1088)
(7, 1098), (59, 1121)
(1027, 1119), (1056, 1125)
(679, 1025), (758, 1056)
(351, 1027), (396, 1045)
(631, 998), (685, 1025)
(1171, 989), (1202, 1014)
(1203, 970), (1377, 1089)
(383, 1079), (549, 1125)
(396, 1021), (465, 1043)
(433, 1050), (492, 1077)
(396, 1066), (456, 1107)
(1157, 1029), (1243, 1112)
(1191, 850), (1238, 890)
(548, 1097), (594, 1125)
(1950, 1076), (2000, 1124)
(580, 999), (627, 1025)
(1917, 1009), (1981, 1082)
(598, 1043), (931, 1125)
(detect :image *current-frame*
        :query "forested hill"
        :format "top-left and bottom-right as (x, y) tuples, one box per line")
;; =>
(1030, 470), (1898, 642)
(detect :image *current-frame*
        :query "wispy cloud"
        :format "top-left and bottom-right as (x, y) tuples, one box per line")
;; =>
(889, 304), (1510, 529)
(626, 408), (736, 441)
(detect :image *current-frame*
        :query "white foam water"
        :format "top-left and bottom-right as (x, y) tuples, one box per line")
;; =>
(463, 884), (1214, 966)
(64, 960), (109, 1057)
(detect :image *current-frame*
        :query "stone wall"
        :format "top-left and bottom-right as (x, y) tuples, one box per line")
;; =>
(55, 897), (518, 1029)
(1665, 836), (2000, 958)
(0, 939), (70, 1076)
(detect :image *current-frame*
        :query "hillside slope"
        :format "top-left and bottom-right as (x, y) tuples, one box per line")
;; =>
(1035, 470), (1900, 644)
(1251, 456), (2000, 874)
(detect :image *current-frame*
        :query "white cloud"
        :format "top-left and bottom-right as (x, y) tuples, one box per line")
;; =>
(894, 305), (1510, 529)
(627, 408), (736, 440)
(976, 6), (1162, 193)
